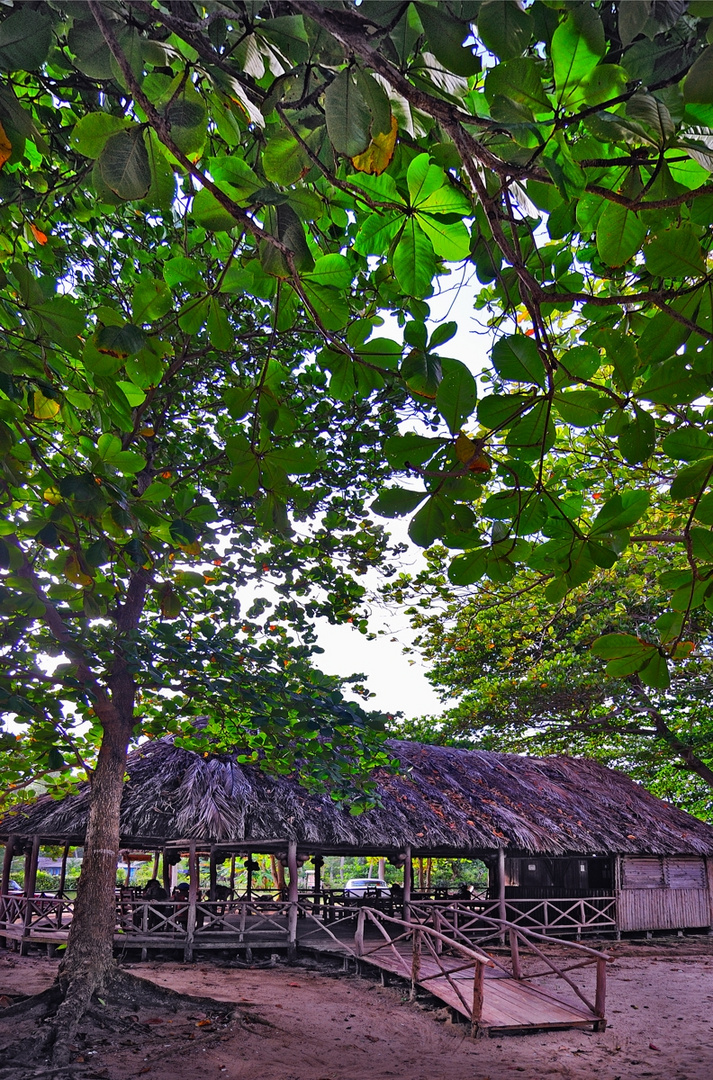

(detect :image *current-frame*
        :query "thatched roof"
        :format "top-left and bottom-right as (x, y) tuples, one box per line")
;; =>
(3, 737), (713, 858)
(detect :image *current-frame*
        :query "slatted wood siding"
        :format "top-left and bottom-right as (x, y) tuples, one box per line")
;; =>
(618, 856), (711, 932)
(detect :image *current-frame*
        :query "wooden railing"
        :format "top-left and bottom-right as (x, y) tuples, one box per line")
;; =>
(407, 896), (617, 936)
(405, 902), (609, 1029)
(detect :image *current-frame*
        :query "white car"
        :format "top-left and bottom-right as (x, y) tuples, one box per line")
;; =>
(344, 878), (390, 898)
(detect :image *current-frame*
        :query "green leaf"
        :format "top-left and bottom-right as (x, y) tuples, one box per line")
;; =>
(505, 401), (555, 461)
(429, 321), (458, 349)
(371, 487), (426, 518)
(477, 1), (531, 61)
(591, 633), (649, 660)
(408, 496), (447, 548)
(618, 406), (656, 465)
(71, 114), (133, 159)
(638, 357), (710, 406)
(262, 129), (310, 186)
(662, 428), (713, 461)
(192, 189), (237, 232)
(98, 130), (151, 202)
(691, 526), (713, 562)
(384, 432), (446, 470)
(448, 547), (488, 585)
(589, 490), (650, 535)
(485, 58), (551, 115)
(551, 4), (605, 105)
(638, 650), (670, 690)
(324, 70), (372, 157)
(267, 445), (319, 475)
(162, 257), (203, 293)
(401, 349), (442, 399)
(492, 334), (547, 389)
(393, 221), (436, 298)
(357, 338), (402, 371)
(670, 457), (713, 500)
(436, 358), (477, 434)
(554, 390), (609, 428)
(596, 202), (645, 267)
(95, 323), (146, 359)
(684, 46), (713, 104)
(132, 278), (173, 324)
(305, 254), (353, 290)
(477, 393), (531, 431)
(416, 2), (481, 75)
(645, 227), (705, 279)
(0, 7), (52, 71)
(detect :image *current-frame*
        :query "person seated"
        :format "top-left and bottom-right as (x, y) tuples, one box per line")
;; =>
(142, 878), (168, 929)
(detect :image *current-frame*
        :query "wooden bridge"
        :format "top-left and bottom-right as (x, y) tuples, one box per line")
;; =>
(0, 894), (609, 1035)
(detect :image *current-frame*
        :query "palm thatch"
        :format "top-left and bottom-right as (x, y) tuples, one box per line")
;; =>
(3, 737), (713, 857)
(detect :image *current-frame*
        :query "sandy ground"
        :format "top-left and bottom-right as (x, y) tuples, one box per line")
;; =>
(2, 937), (713, 1079)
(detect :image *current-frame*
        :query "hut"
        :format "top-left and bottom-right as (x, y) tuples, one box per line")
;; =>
(2, 736), (713, 951)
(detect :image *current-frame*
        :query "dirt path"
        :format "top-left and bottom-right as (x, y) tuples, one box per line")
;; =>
(2, 938), (713, 1078)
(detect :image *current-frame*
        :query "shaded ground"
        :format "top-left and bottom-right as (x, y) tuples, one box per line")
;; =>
(1, 936), (713, 1078)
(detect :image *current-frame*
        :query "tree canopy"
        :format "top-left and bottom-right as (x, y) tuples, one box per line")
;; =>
(4, 0), (713, 1046)
(392, 543), (713, 818)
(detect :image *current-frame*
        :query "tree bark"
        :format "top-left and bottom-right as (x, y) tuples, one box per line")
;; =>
(49, 703), (134, 1057)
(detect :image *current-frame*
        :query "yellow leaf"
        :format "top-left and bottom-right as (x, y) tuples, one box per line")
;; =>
(43, 486), (62, 505)
(0, 122), (11, 170)
(455, 431), (490, 472)
(31, 390), (60, 419)
(64, 554), (93, 587)
(351, 114), (398, 176)
(30, 223), (48, 245)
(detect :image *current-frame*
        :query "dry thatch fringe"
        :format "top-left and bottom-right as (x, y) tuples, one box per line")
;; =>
(3, 738), (713, 857)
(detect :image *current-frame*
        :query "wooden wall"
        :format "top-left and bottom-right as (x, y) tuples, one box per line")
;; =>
(618, 856), (711, 932)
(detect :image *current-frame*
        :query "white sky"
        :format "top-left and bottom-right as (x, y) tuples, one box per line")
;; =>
(316, 272), (491, 720)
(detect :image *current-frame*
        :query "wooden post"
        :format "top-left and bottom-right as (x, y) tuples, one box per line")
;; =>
(595, 956), (607, 1029)
(125, 855), (132, 887)
(426, 857), (432, 893)
(0, 834), (16, 947)
(471, 960), (485, 1037)
(410, 928), (421, 1000)
(21, 835), (40, 955)
(162, 848), (171, 895)
(209, 846), (217, 902)
(418, 857), (425, 891)
(229, 854), (236, 897)
(355, 906), (365, 956)
(498, 847), (506, 944)
(433, 907), (443, 955)
(246, 853), (253, 900)
(378, 857), (386, 880)
(287, 840), (299, 961)
(510, 928), (522, 979)
(56, 841), (70, 928)
(57, 841), (70, 897)
(152, 850), (160, 878)
(403, 845), (412, 924)
(183, 842), (198, 963)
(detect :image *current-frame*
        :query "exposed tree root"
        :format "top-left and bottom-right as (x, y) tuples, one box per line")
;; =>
(0, 966), (237, 1080)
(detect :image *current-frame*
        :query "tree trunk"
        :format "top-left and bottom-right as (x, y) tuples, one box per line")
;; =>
(50, 710), (134, 1054)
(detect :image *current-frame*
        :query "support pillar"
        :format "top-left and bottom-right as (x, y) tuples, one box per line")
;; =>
(162, 848), (171, 896)
(20, 835), (40, 956)
(56, 840), (70, 928)
(498, 847), (506, 944)
(287, 839), (298, 961)
(246, 853), (253, 901)
(209, 846), (217, 902)
(0, 833), (16, 948)
(152, 850), (160, 879)
(229, 854), (236, 898)
(183, 843), (198, 962)
(403, 845), (412, 924)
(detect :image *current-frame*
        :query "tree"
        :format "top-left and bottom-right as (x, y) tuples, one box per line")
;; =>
(4, 0), (713, 1060)
(391, 544), (713, 819)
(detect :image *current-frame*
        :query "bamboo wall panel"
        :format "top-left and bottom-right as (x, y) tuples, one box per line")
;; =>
(621, 856), (706, 890)
(618, 888), (710, 931)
